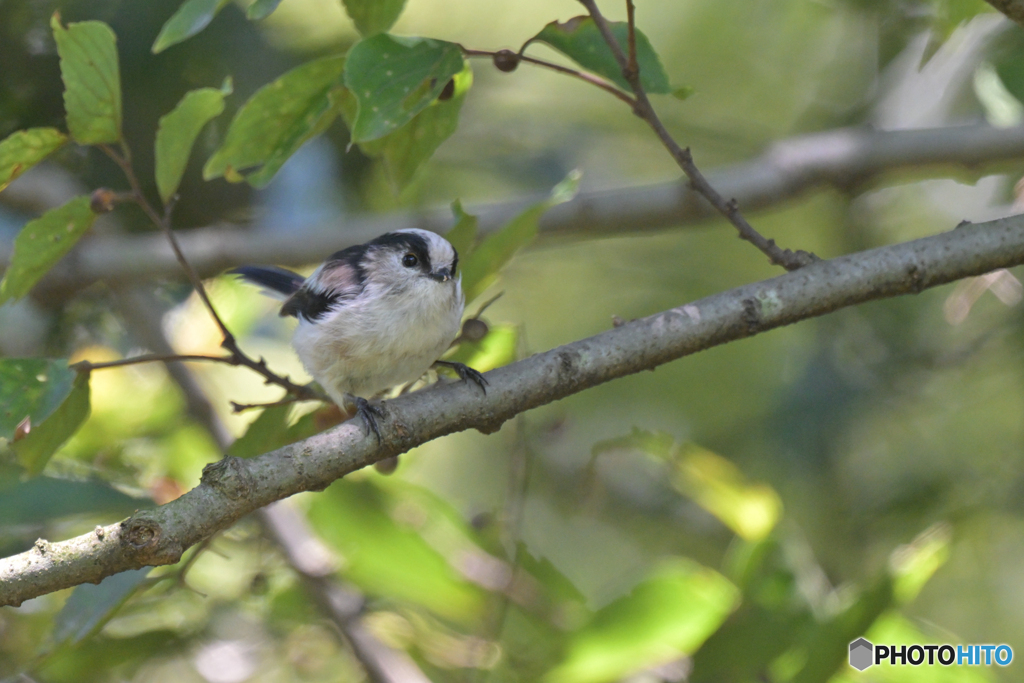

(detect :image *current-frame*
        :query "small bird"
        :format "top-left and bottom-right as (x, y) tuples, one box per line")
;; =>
(232, 229), (486, 440)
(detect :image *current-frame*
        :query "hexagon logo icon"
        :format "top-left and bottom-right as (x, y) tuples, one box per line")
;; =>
(849, 638), (874, 671)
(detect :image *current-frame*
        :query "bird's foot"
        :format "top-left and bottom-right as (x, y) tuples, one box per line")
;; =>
(434, 360), (488, 393)
(353, 396), (386, 444)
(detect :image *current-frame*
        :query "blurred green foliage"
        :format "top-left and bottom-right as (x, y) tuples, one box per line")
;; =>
(1, 0), (1024, 681)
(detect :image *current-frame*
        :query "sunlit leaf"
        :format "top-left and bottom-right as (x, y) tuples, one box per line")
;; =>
(0, 476), (150, 526)
(0, 196), (97, 304)
(890, 523), (951, 604)
(204, 55), (346, 188)
(354, 65), (472, 190)
(12, 371), (90, 475)
(442, 323), (517, 371)
(341, 0), (407, 36)
(461, 170), (580, 303)
(0, 128), (67, 193)
(51, 15), (122, 144)
(528, 16), (670, 94)
(446, 199), (478, 261)
(344, 34), (464, 142)
(307, 478), (487, 622)
(155, 82), (230, 204)
(152, 0), (231, 54)
(672, 444), (782, 542)
(246, 0), (283, 20)
(546, 559), (738, 683)
(53, 568), (151, 644)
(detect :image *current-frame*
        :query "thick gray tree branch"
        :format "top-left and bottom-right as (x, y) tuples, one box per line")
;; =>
(3, 213), (1024, 606)
(985, 0), (1024, 27)
(4, 124), (1024, 298)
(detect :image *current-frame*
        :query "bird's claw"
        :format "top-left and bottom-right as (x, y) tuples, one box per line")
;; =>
(355, 397), (385, 444)
(435, 360), (488, 394)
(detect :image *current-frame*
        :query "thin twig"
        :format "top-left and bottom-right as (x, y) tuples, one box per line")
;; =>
(577, 0), (815, 270)
(625, 0), (639, 79)
(231, 395), (320, 413)
(71, 353), (240, 372)
(460, 47), (637, 107)
(97, 143), (324, 401)
(99, 143), (234, 340)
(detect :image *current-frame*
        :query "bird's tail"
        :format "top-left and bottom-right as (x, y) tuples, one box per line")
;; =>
(230, 265), (305, 299)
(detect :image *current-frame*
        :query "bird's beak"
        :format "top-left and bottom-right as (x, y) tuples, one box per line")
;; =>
(431, 267), (452, 282)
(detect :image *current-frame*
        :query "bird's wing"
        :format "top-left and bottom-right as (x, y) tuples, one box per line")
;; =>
(281, 260), (363, 321)
(231, 265), (306, 298)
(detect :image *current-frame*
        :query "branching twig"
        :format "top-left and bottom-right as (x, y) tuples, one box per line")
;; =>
(576, 0), (816, 270)
(97, 143), (323, 403)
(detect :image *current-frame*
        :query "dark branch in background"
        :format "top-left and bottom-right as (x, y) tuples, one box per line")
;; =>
(8, 123), (1021, 299)
(3, 213), (1024, 606)
(984, 0), (1024, 27)
(577, 0), (815, 270)
(96, 143), (321, 403)
(113, 289), (431, 683)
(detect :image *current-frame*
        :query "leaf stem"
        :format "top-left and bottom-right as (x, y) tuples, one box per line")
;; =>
(460, 46), (637, 107)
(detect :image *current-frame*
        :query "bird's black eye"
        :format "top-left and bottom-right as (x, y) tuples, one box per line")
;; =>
(402, 253), (418, 268)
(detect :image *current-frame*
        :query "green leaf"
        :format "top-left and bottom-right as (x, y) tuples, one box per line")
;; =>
(0, 196), (97, 304)
(155, 84), (230, 204)
(53, 568), (151, 645)
(152, 0), (231, 54)
(246, 0), (283, 20)
(227, 404), (291, 458)
(344, 34), (465, 142)
(461, 170), (580, 303)
(890, 523), (951, 604)
(545, 559), (739, 683)
(227, 403), (326, 458)
(204, 55), (346, 188)
(355, 65), (472, 190)
(671, 444), (782, 542)
(0, 476), (150, 527)
(0, 359), (77, 440)
(307, 478), (486, 622)
(529, 16), (671, 94)
(12, 371), (90, 475)
(442, 323), (518, 372)
(445, 199), (478, 261)
(51, 15), (122, 144)
(0, 128), (68, 193)
(341, 0), (407, 36)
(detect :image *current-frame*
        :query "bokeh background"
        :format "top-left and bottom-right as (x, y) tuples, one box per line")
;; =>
(3, 0), (1024, 681)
